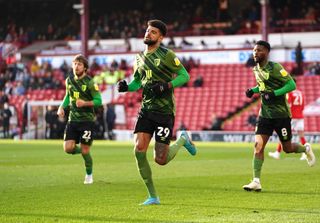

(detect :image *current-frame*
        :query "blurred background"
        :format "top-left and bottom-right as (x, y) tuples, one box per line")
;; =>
(0, 0), (319, 141)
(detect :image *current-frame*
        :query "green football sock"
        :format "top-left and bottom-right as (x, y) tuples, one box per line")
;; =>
(166, 136), (186, 163)
(135, 151), (157, 198)
(72, 145), (82, 155)
(294, 143), (306, 153)
(253, 157), (264, 179)
(82, 153), (93, 175)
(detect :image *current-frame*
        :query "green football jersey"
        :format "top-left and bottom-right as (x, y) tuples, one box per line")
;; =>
(65, 75), (100, 122)
(253, 61), (292, 118)
(133, 46), (185, 115)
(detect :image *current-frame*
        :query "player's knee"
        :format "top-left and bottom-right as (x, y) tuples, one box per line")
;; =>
(64, 146), (74, 154)
(134, 143), (146, 152)
(64, 143), (75, 154)
(81, 146), (90, 154)
(254, 141), (263, 153)
(155, 157), (167, 166)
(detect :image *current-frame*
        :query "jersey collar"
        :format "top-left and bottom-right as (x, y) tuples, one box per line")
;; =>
(74, 73), (87, 80)
(144, 45), (159, 55)
(257, 60), (269, 69)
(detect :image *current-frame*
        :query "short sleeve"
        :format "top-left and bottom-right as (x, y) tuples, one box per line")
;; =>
(274, 63), (292, 83)
(165, 50), (184, 73)
(89, 79), (100, 95)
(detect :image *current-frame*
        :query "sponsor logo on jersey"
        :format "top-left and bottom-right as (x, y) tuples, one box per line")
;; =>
(280, 69), (288, 77)
(81, 85), (87, 91)
(174, 57), (181, 66)
(154, 58), (160, 66)
(73, 91), (80, 99)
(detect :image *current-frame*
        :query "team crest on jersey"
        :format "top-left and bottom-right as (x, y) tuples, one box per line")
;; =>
(280, 69), (288, 77)
(154, 58), (160, 66)
(81, 85), (87, 91)
(174, 57), (181, 66)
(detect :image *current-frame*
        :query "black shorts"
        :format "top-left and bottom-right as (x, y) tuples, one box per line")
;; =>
(255, 117), (292, 142)
(134, 110), (174, 145)
(64, 121), (94, 145)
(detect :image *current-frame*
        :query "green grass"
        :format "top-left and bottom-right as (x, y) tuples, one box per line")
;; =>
(0, 140), (319, 223)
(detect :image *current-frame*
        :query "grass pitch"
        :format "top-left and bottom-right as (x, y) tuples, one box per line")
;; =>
(0, 140), (319, 223)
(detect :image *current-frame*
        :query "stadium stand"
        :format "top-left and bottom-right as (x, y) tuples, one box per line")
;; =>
(0, 0), (319, 44)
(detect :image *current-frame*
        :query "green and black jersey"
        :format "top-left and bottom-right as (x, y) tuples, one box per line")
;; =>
(253, 61), (293, 118)
(131, 46), (188, 115)
(63, 74), (101, 122)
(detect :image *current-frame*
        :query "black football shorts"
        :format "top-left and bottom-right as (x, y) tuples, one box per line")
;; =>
(255, 117), (292, 142)
(134, 110), (174, 145)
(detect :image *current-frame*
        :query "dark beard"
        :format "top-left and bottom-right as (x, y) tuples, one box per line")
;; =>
(144, 39), (157, 46)
(75, 70), (85, 77)
(253, 57), (260, 63)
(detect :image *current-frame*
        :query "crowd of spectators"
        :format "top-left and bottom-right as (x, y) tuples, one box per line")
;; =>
(1, 0), (319, 48)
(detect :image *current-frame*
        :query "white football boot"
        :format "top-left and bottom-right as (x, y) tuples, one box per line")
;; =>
(243, 180), (262, 192)
(268, 151), (280, 160)
(300, 152), (307, 161)
(304, 143), (316, 167)
(84, 174), (93, 184)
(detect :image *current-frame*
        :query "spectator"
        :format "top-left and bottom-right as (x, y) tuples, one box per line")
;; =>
(216, 41), (224, 49)
(45, 105), (57, 139)
(93, 37), (102, 50)
(243, 39), (252, 48)
(30, 60), (40, 74)
(295, 41), (303, 75)
(200, 40), (208, 49)
(167, 36), (176, 49)
(60, 60), (70, 78)
(0, 73), (6, 90)
(247, 112), (257, 127)
(29, 77), (40, 90)
(90, 58), (102, 75)
(4, 82), (13, 95)
(22, 98), (28, 133)
(13, 81), (26, 96)
(94, 106), (105, 139)
(1, 103), (12, 138)
(193, 75), (203, 87)
(119, 59), (128, 70)
(52, 79), (62, 89)
(106, 103), (116, 140)
(180, 37), (193, 49)
(177, 121), (187, 131)
(124, 37), (132, 52)
(218, 0), (229, 21)
(0, 90), (9, 105)
(245, 54), (256, 67)
(203, 113), (223, 131)
(56, 116), (67, 139)
(305, 62), (320, 75)
(110, 60), (119, 70)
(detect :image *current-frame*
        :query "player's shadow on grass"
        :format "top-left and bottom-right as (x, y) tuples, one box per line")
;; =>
(175, 184), (319, 197)
(259, 190), (319, 196)
(1, 212), (183, 223)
